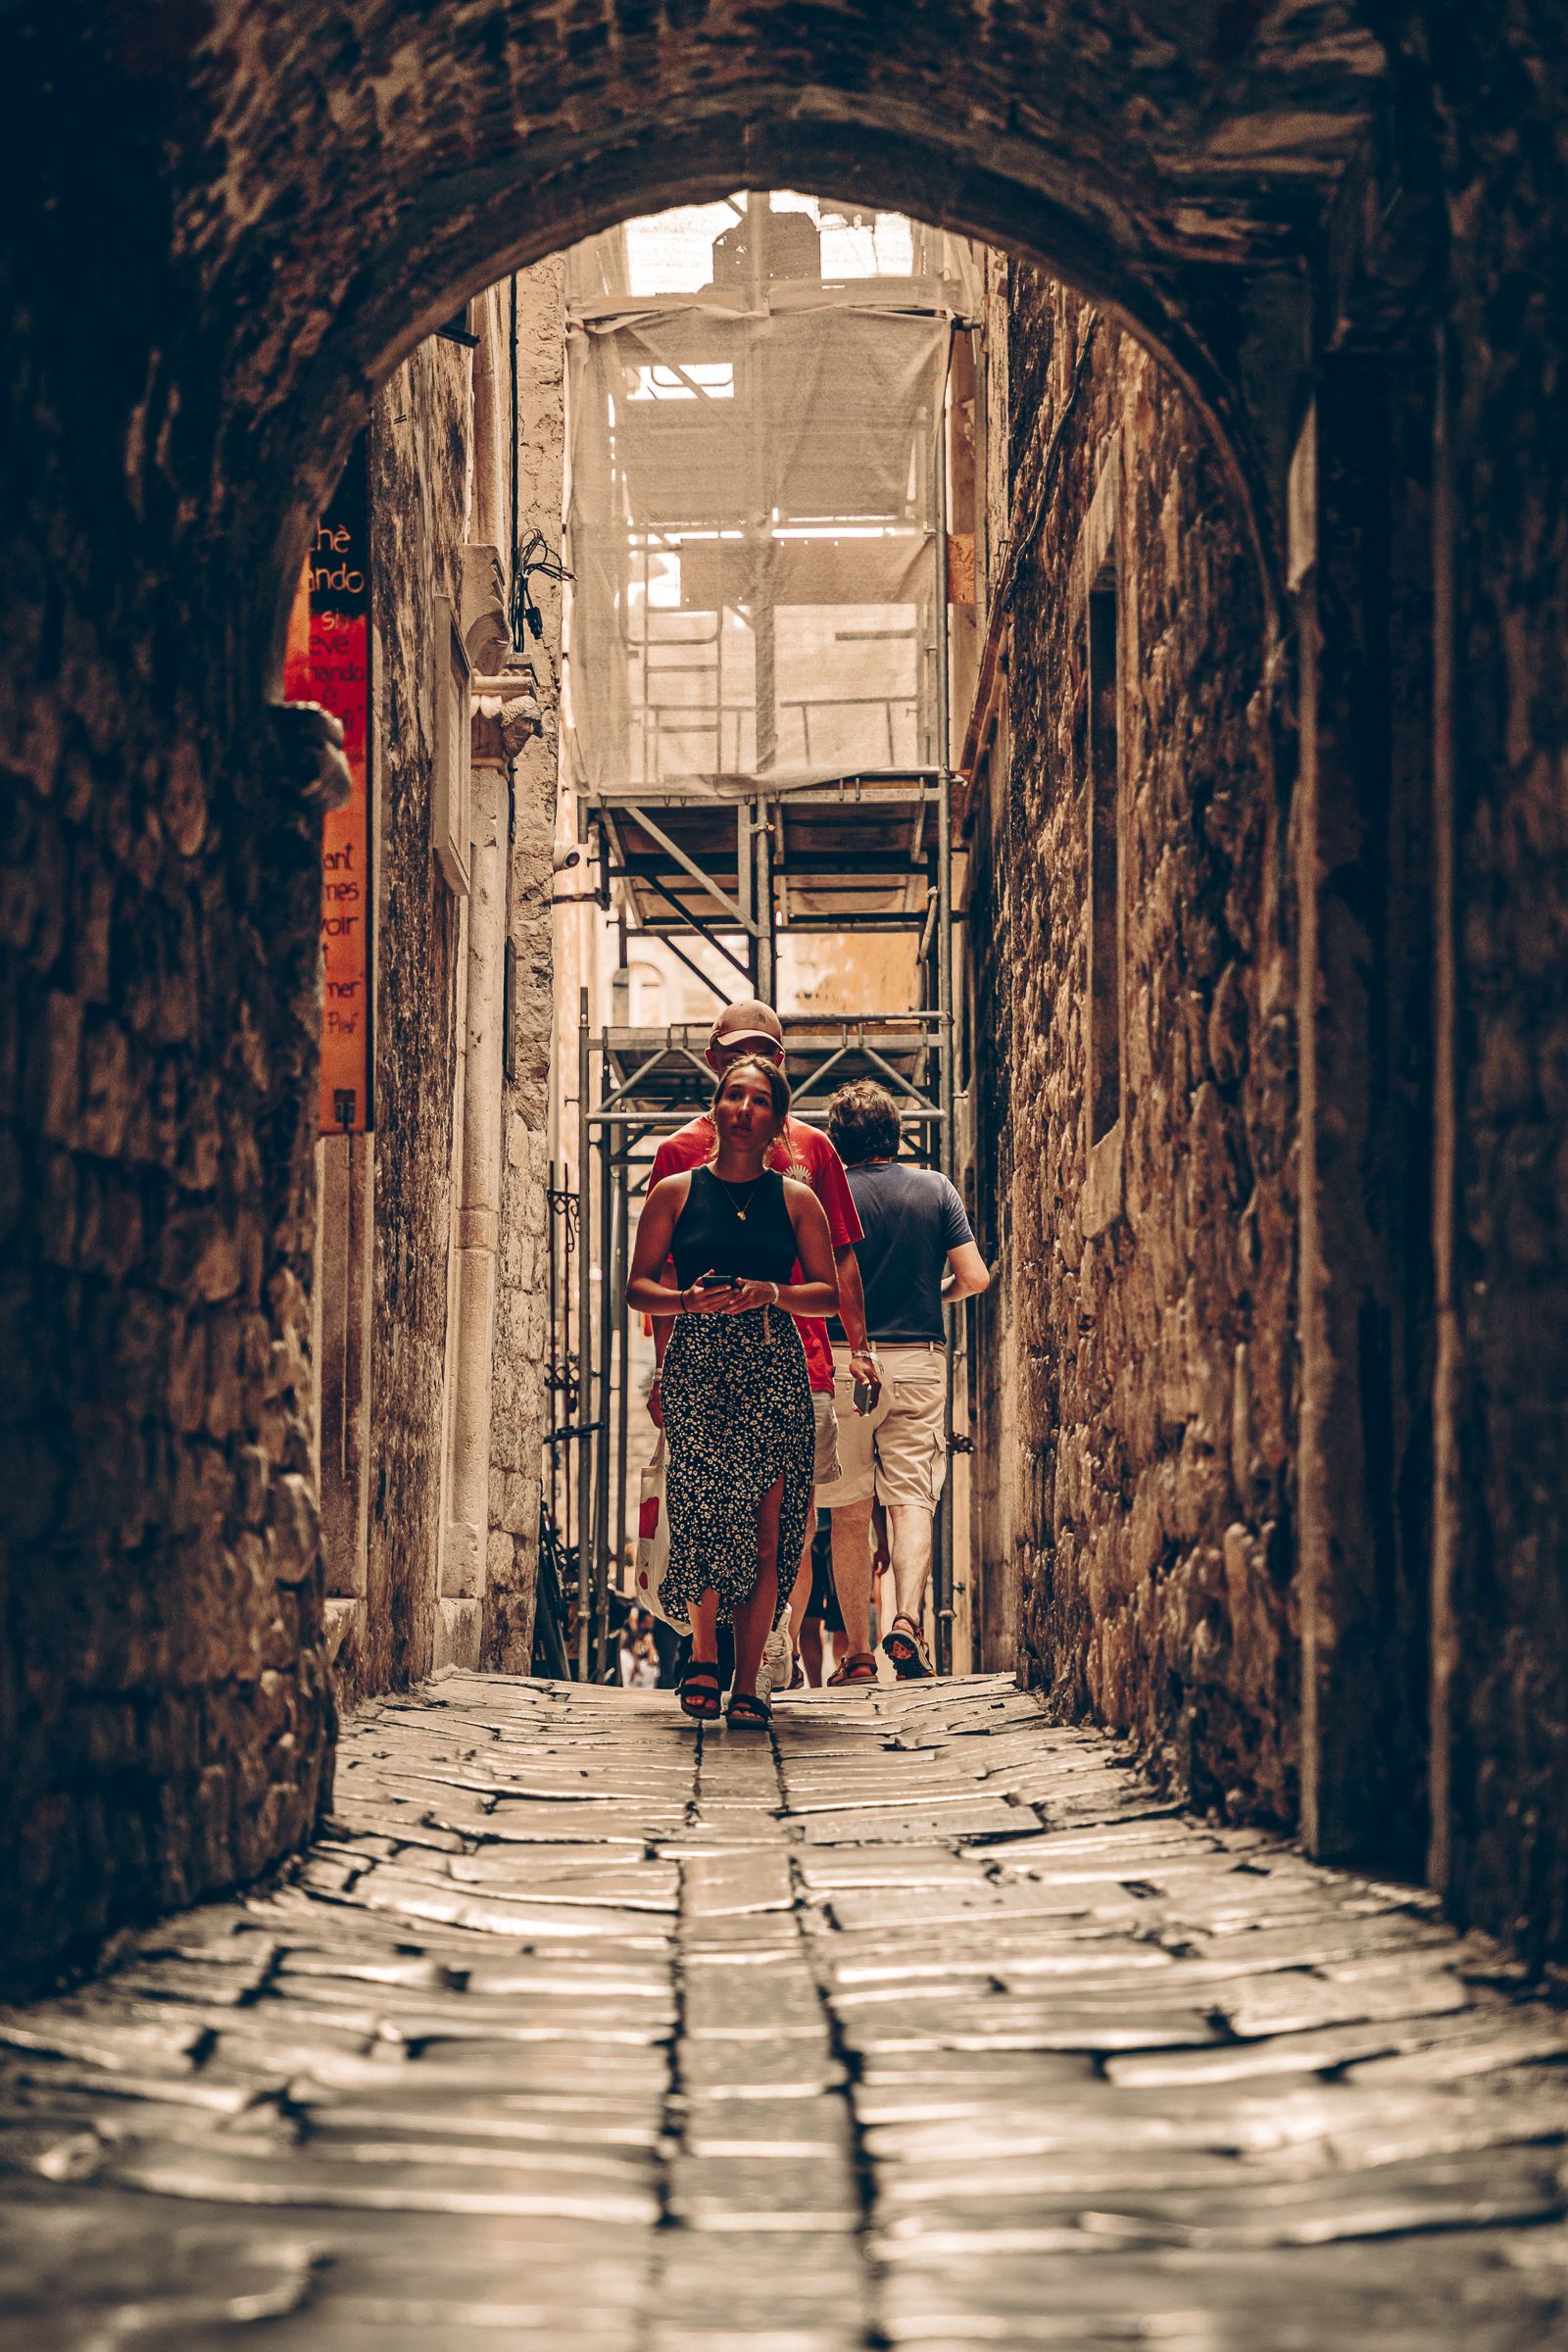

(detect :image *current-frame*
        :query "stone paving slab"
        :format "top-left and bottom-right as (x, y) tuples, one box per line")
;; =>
(0, 1670), (1566, 2347)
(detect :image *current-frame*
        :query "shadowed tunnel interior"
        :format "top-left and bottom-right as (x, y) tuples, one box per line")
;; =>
(1, 0), (1567, 2031)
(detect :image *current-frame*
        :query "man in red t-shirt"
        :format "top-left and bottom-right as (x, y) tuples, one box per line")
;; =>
(647, 1001), (878, 1690)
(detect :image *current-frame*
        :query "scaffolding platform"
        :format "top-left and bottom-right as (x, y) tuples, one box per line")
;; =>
(587, 1012), (946, 1173)
(584, 771), (945, 950)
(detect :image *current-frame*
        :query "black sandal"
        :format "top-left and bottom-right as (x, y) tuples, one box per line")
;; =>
(884, 1614), (934, 1680)
(726, 1690), (772, 1731)
(680, 1660), (723, 1721)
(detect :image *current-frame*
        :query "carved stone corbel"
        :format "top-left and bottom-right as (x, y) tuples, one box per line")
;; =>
(469, 677), (543, 767)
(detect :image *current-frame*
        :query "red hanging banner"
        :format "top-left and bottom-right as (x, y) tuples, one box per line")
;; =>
(284, 432), (373, 1135)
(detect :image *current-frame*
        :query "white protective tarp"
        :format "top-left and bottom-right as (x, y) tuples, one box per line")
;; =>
(563, 196), (964, 800)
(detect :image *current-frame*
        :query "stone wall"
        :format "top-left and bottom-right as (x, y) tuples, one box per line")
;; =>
(0, 0), (1414, 2001)
(0, 389), (335, 1999)
(4, 0), (1568, 1989)
(485, 262), (564, 1670)
(342, 339), (471, 1699)
(323, 283), (563, 1695)
(970, 271), (1299, 1823)
(1416, 0), (1568, 1963)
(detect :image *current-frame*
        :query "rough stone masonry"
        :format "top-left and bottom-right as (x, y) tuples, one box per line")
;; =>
(1, 0), (1567, 1995)
(966, 272), (1300, 1830)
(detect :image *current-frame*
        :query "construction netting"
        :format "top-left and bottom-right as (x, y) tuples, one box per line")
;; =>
(563, 195), (977, 799)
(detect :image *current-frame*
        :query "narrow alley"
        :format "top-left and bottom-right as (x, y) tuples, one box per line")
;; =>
(7, 3), (1568, 2341)
(4, 1676), (1567, 2347)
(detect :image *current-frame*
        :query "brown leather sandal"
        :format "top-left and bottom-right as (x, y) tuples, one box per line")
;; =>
(883, 1614), (934, 1679)
(827, 1650), (878, 1687)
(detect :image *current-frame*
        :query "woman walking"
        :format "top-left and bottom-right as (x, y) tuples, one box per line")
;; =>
(627, 1058), (838, 1727)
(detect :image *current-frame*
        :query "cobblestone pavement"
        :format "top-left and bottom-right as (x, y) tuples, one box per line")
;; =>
(3, 1673), (1568, 2348)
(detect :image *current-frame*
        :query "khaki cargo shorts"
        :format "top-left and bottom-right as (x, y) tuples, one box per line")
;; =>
(812, 1388), (843, 1488)
(814, 1343), (948, 1510)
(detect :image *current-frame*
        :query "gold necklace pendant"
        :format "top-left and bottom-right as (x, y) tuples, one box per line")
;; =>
(717, 1173), (760, 1222)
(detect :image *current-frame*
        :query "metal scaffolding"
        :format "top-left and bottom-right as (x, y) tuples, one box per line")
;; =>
(557, 193), (971, 1680)
(573, 993), (956, 1684)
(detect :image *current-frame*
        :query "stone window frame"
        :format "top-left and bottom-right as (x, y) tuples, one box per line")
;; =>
(1076, 438), (1126, 1239)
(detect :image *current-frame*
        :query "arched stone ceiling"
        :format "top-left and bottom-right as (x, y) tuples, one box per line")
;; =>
(5, 0), (1402, 675)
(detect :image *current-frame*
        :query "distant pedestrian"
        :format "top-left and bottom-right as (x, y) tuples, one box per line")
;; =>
(798, 1517), (845, 1686)
(627, 1057), (839, 1727)
(619, 1608), (662, 1689)
(815, 1081), (990, 1679)
(627, 1632), (661, 1689)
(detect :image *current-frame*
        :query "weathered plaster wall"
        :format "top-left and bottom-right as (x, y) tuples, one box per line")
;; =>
(484, 259), (564, 1671)
(972, 272), (1299, 1822)
(333, 340), (470, 1703)
(319, 281), (561, 1695)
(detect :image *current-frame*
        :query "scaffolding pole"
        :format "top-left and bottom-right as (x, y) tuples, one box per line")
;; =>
(936, 764), (956, 1674)
(612, 1169), (631, 1640)
(594, 1030), (614, 1680)
(754, 795), (775, 1002)
(934, 337), (957, 1677)
(575, 990), (592, 1681)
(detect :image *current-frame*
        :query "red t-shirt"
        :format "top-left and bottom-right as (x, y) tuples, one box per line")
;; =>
(650, 1113), (862, 1393)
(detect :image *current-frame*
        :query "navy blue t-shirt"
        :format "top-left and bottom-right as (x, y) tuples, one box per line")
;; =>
(828, 1161), (974, 1346)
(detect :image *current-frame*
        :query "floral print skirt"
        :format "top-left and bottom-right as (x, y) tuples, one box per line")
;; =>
(659, 1305), (814, 1629)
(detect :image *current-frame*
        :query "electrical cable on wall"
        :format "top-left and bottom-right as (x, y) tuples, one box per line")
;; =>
(510, 271), (573, 653)
(513, 526), (572, 648)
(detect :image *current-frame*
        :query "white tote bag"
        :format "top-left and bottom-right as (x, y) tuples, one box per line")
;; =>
(633, 1435), (689, 1633)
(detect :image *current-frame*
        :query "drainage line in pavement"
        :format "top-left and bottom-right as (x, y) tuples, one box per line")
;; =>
(798, 1906), (893, 2351)
(652, 1709), (710, 2238)
(774, 1730), (890, 2351)
(656, 1911), (687, 2236)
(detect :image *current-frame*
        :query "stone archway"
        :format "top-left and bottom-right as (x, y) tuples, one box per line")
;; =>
(6, 2), (1399, 689)
(12, 0), (1568, 1990)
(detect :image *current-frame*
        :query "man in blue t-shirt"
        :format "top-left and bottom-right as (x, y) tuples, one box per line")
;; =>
(813, 1081), (991, 1680)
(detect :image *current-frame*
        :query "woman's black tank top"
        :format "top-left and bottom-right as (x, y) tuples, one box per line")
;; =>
(671, 1166), (797, 1288)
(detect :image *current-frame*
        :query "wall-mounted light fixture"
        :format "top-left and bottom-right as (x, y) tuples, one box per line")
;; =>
(436, 297), (480, 349)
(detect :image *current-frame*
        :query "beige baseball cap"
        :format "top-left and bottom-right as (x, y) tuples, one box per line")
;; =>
(709, 1000), (785, 1051)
